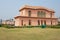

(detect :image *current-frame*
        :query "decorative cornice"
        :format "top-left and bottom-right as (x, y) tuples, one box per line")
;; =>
(14, 16), (58, 20)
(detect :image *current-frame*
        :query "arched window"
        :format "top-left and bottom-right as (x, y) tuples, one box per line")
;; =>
(21, 20), (23, 26)
(41, 20), (43, 25)
(38, 20), (40, 25)
(51, 20), (52, 25)
(29, 20), (31, 25)
(50, 13), (52, 18)
(40, 11), (46, 17)
(28, 11), (31, 17)
(37, 11), (41, 17)
(44, 20), (46, 25)
(37, 11), (46, 17)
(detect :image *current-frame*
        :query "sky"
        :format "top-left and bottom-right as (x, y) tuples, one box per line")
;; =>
(0, 0), (60, 19)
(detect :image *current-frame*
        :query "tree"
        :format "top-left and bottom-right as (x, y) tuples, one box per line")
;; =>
(0, 19), (2, 25)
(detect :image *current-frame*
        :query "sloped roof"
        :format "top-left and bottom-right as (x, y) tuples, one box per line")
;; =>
(19, 5), (55, 12)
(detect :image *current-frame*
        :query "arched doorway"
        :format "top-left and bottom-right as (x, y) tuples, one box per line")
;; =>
(41, 20), (46, 25)
(44, 20), (46, 25)
(38, 20), (40, 25)
(21, 20), (23, 26)
(41, 20), (43, 25)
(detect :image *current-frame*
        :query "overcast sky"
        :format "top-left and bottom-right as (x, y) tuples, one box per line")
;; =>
(0, 0), (60, 19)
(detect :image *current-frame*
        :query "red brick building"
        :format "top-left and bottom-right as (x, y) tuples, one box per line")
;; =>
(15, 5), (58, 26)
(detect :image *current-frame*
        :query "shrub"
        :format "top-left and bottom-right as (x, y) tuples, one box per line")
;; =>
(0, 24), (2, 27)
(27, 25), (32, 28)
(2, 24), (15, 28)
(46, 25), (60, 28)
(51, 25), (60, 28)
(17, 25), (42, 28)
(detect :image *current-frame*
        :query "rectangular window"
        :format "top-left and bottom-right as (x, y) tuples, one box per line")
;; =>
(28, 11), (31, 17)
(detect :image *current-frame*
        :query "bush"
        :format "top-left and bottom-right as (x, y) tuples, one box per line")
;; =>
(51, 25), (60, 28)
(16, 25), (42, 28)
(46, 25), (60, 28)
(1, 24), (60, 29)
(26, 25), (41, 28)
(1, 24), (15, 28)
(20, 25), (32, 28)
(0, 24), (2, 27)
(27, 25), (32, 28)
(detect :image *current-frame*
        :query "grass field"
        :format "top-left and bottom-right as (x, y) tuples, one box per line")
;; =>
(0, 27), (60, 40)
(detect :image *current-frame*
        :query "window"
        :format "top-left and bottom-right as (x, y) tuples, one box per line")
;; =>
(28, 11), (31, 17)
(37, 11), (46, 17)
(29, 20), (31, 25)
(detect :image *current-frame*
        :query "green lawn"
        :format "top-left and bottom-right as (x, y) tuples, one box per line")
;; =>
(0, 27), (60, 40)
